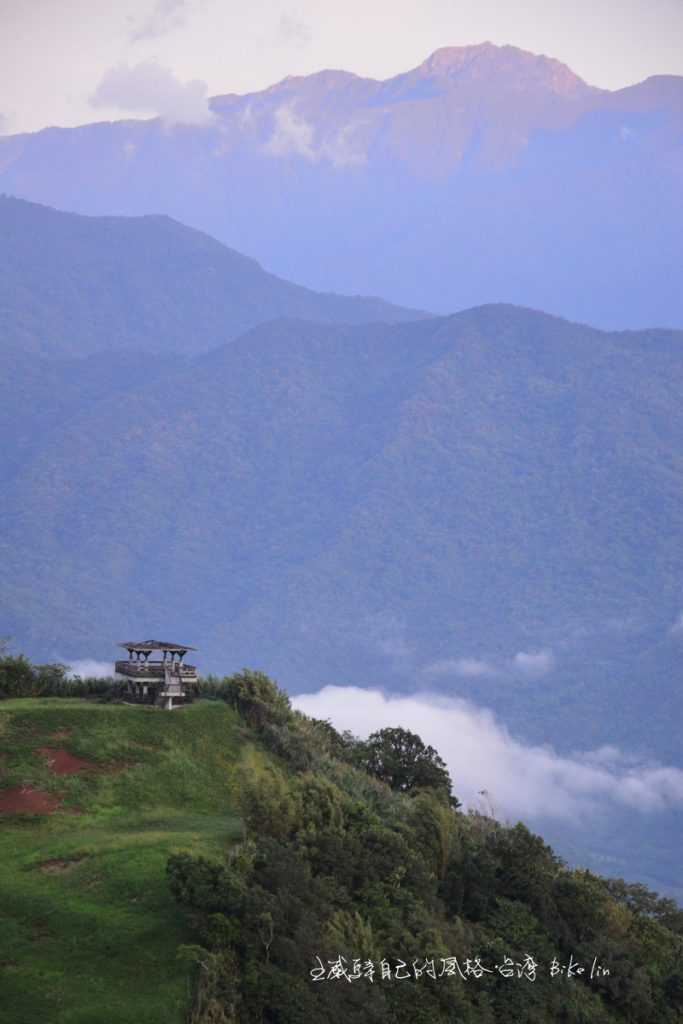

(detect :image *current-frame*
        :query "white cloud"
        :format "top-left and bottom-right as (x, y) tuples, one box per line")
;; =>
(264, 104), (317, 159)
(263, 105), (366, 166)
(292, 686), (683, 823)
(424, 657), (498, 678)
(513, 648), (555, 677)
(422, 648), (554, 680)
(91, 61), (214, 125)
(322, 120), (367, 167)
(65, 659), (114, 679)
(575, 745), (641, 769)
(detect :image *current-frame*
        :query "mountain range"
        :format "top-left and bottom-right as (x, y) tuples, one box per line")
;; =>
(1, 42), (682, 329)
(3, 195), (683, 895)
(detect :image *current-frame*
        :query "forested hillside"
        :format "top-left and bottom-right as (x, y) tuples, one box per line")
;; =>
(0, 195), (426, 361)
(1, 663), (682, 1023)
(5, 301), (683, 766)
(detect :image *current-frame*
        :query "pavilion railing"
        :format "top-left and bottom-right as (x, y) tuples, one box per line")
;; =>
(114, 660), (197, 679)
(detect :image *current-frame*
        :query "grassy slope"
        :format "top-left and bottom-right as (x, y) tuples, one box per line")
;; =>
(0, 699), (248, 1024)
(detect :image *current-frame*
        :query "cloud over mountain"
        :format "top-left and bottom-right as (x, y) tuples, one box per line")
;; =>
(265, 105), (317, 159)
(6, 42), (680, 327)
(264, 104), (367, 166)
(293, 687), (683, 823)
(91, 61), (213, 125)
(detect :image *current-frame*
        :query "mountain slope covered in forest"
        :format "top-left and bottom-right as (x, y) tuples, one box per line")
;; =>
(0, 195), (427, 361)
(4, 199), (683, 901)
(5, 304), (683, 766)
(1, 674), (682, 1024)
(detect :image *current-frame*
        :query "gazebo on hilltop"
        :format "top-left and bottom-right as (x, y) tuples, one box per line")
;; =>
(115, 640), (198, 710)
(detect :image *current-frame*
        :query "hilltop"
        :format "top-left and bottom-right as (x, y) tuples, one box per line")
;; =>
(0, 695), (245, 1023)
(1, 674), (683, 1023)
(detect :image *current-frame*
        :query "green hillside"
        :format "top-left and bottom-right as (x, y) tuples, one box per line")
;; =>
(0, 698), (245, 1024)
(2, 676), (683, 1024)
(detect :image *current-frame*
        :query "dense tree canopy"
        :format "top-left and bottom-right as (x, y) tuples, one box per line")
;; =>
(167, 672), (683, 1024)
(355, 726), (460, 808)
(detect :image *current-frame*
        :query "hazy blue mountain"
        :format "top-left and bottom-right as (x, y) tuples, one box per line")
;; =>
(1, 43), (681, 328)
(3, 200), (683, 896)
(0, 195), (427, 361)
(5, 303), (683, 764)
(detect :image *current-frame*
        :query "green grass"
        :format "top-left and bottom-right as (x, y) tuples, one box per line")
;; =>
(0, 699), (247, 1024)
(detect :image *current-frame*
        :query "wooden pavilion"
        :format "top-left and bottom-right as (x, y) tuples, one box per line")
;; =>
(114, 640), (198, 710)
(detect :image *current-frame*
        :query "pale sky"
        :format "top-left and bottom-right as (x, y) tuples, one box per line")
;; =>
(1, 0), (682, 134)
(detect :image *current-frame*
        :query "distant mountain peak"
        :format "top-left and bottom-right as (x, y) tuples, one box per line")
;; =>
(416, 41), (596, 96)
(419, 40), (498, 70)
(279, 68), (362, 86)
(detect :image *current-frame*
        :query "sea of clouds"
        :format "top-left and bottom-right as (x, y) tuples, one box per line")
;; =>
(293, 685), (683, 824)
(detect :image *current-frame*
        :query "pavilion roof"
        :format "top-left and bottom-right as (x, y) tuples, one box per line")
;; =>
(117, 640), (197, 652)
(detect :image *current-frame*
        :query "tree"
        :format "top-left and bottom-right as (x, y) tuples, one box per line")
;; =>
(222, 669), (292, 730)
(355, 727), (459, 807)
(0, 652), (35, 697)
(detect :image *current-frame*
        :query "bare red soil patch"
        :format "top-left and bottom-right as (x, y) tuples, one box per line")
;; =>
(0, 786), (61, 814)
(37, 746), (97, 775)
(39, 855), (88, 874)
(36, 745), (131, 776)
